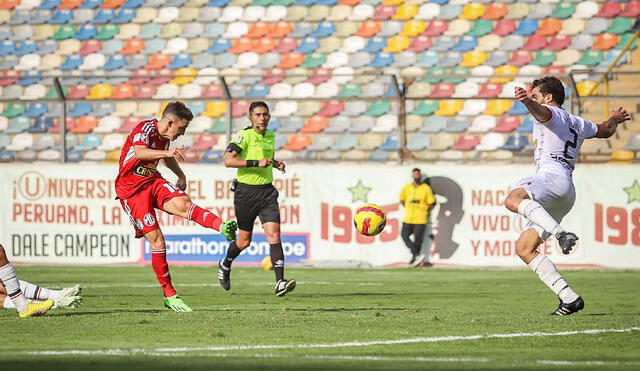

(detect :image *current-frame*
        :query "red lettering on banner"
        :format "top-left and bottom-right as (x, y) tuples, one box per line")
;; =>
(594, 203), (640, 246)
(12, 203), (90, 224)
(471, 215), (512, 231)
(102, 206), (122, 225)
(471, 189), (509, 206)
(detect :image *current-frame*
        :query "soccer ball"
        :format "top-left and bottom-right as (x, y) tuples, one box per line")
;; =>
(260, 256), (273, 271)
(354, 204), (386, 236)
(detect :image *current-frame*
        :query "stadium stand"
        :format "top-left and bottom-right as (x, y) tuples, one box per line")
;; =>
(0, 0), (638, 163)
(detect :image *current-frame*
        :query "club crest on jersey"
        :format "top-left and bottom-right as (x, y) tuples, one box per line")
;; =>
(143, 213), (156, 227)
(133, 132), (149, 144)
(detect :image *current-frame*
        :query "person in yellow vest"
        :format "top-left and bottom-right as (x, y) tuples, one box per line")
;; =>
(399, 168), (436, 266)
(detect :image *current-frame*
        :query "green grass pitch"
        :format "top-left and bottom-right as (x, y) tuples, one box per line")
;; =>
(2, 266), (639, 370)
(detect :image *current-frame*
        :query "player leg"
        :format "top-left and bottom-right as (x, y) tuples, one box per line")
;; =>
(17, 280), (82, 309)
(411, 224), (427, 267)
(504, 177), (578, 254)
(516, 228), (584, 315)
(218, 184), (259, 291)
(159, 181), (237, 241)
(144, 228), (192, 312)
(0, 244), (54, 317)
(401, 223), (417, 263)
(259, 186), (295, 297)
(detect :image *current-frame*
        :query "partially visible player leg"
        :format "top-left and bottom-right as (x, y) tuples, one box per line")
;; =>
(18, 280), (82, 308)
(516, 229), (584, 315)
(162, 194), (237, 241)
(218, 229), (252, 291)
(264, 222), (295, 297)
(411, 224), (427, 267)
(0, 245), (54, 317)
(505, 187), (578, 254)
(145, 229), (192, 312)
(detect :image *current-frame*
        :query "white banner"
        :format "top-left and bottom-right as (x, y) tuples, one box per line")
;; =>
(1, 164), (638, 268)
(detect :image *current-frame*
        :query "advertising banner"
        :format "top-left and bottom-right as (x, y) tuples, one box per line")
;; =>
(1, 164), (638, 268)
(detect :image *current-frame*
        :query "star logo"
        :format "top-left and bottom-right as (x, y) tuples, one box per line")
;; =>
(623, 180), (640, 204)
(348, 180), (372, 204)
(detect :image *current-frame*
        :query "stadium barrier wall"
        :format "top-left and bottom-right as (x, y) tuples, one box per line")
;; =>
(1, 164), (638, 268)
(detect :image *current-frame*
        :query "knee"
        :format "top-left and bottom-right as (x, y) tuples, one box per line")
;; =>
(147, 233), (166, 250)
(515, 237), (535, 260)
(504, 193), (520, 213)
(176, 198), (193, 215)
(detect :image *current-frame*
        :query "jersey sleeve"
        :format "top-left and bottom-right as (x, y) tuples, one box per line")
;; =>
(131, 126), (150, 147)
(576, 116), (598, 139)
(541, 104), (562, 126)
(425, 185), (436, 205)
(227, 130), (248, 153)
(399, 184), (407, 202)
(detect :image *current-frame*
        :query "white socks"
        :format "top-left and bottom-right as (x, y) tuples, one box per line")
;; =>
(20, 280), (60, 301)
(0, 263), (28, 312)
(528, 254), (579, 304)
(518, 199), (564, 236)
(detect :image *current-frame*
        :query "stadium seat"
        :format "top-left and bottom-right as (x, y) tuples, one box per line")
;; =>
(451, 134), (480, 151)
(468, 115), (497, 133)
(484, 2), (508, 20)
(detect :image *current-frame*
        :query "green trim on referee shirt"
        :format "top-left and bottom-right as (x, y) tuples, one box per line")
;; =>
(231, 127), (275, 185)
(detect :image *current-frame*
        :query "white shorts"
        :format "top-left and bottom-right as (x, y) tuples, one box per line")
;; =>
(514, 172), (576, 240)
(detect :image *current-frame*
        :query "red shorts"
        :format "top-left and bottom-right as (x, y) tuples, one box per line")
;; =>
(119, 178), (187, 238)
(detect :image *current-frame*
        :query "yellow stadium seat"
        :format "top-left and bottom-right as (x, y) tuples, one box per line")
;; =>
(491, 65), (519, 83)
(460, 50), (487, 67)
(86, 83), (113, 100)
(611, 150), (634, 162)
(435, 99), (463, 116)
(106, 149), (121, 162)
(484, 99), (511, 115)
(170, 68), (197, 85)
(400, 19), (426, 37)
(576, 81), (598, 96)
(383, 0), (405, 5)
(385, 35), (411, 52)
(393, 3), (418, 20)
(460, 2), (485, 20)
(157, 102), (169, 116)
(203, 101), (227, 118)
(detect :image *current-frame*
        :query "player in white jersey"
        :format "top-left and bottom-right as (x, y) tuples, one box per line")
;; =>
(503, 76), (630, 315)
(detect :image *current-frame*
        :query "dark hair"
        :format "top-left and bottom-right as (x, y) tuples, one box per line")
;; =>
(412, 168), (421, 173)
(531, 76), (565, 105)
(249, 101), (269, 114)
(162, 101), (193, 121)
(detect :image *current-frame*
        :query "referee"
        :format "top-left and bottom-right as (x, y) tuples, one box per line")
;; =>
(218, 101), (296, 297)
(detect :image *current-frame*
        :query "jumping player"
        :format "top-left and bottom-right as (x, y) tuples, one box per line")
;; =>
(504, 76), (630, 315)
(115, 101), (238, 312)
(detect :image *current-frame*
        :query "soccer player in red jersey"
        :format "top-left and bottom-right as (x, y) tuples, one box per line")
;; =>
(115, 101), (237, 312)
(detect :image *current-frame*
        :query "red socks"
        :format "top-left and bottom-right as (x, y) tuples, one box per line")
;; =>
(151, 249), (176, 298)
(188, 204), (222, 231)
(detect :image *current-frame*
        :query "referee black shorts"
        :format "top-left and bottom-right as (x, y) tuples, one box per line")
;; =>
(233, 182), (280, 231)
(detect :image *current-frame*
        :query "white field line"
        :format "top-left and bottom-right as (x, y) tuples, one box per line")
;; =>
(85, 281), (382, 288)
(148, 353), (490, 363)
(28, 327), (640, 356)
(538, 360), (640, 366)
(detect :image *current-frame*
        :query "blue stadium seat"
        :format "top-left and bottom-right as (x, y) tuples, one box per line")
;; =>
(15, 41), (37, 56)
(517, 116), (535, 132)
(51, 10), (73, 24)
(113, 9), (136, 24)
(75, 24), (98, 40)
(75, 134), (102, 151)
(103, 55), (126, 70)
(0, 41), (15, 56)
(38, 40), (58, 55)
(296, 37), (319, 54)
(363, 36), (387, 53)
(310, 22), (336, 38)
(60, 55), (83, 70)
(5, 117), (30, 134)
(208, 0), (231, 7)
(17, 71), (41, 86)
(68, 103), (93, 118)
(0, 151), (15, 162)
(122, 0), (145, 8)
(25, 103), (49, 118)
(29, 117), (51, 133)
(379, 133), (399, 151)
(501, 134), (529, 151)
(508, 101), (529, 115)
(452, 35), (477, 52)
(66, 150), (83, 163)
(80, 0), (102, 8)
(167, 53), (192, 69)
(369, 52), (394, 67)
(94, 9), (115, 24)
(209, 38), (231, 54)
(247, 84), (269, 98)
(514, 18), (538, 36)
(201, 150), (223, 163)
(38, 0), (60, 10)
(407, 134), (431, 151)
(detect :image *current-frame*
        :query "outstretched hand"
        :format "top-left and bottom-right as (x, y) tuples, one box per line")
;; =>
(610, 107), (631, 125)
(167, 145), (186, 161)
(514, 86), (529, 102)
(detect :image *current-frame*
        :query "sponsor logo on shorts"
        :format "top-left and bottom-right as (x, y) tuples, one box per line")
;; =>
(135, 219), (144, 230)
(133, 165), (156, 177)
(143, 213), (156, 227)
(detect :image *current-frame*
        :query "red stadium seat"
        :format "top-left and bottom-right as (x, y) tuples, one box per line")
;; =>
(317, 100), (344, 117)
(509, 50), (533, 66)
(492, 19), (516, 36)
(372, 5), (396, 20)
(477, 82), (502, 98)
(547, 35), (572, 51)
(423, 20), (448, 36)
(597, 2), (622, 18)
(494, 115), (521, 132)
(522, 34), (547, 51)
(451, 134), (480, 150)
(429, 82), (455, 98)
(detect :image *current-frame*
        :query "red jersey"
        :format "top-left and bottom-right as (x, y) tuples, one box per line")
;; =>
(115, 119), (170, 199)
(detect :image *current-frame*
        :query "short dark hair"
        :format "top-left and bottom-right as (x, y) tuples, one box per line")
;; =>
(162, 101), (193, 121)
(412, 168), (421, 173)
(531, 76), (565, 105)
(249, 101), (269, 114)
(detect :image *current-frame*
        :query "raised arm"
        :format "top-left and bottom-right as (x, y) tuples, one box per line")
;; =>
(594, 107), (631, 139)
(514, 86), (552, 123)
